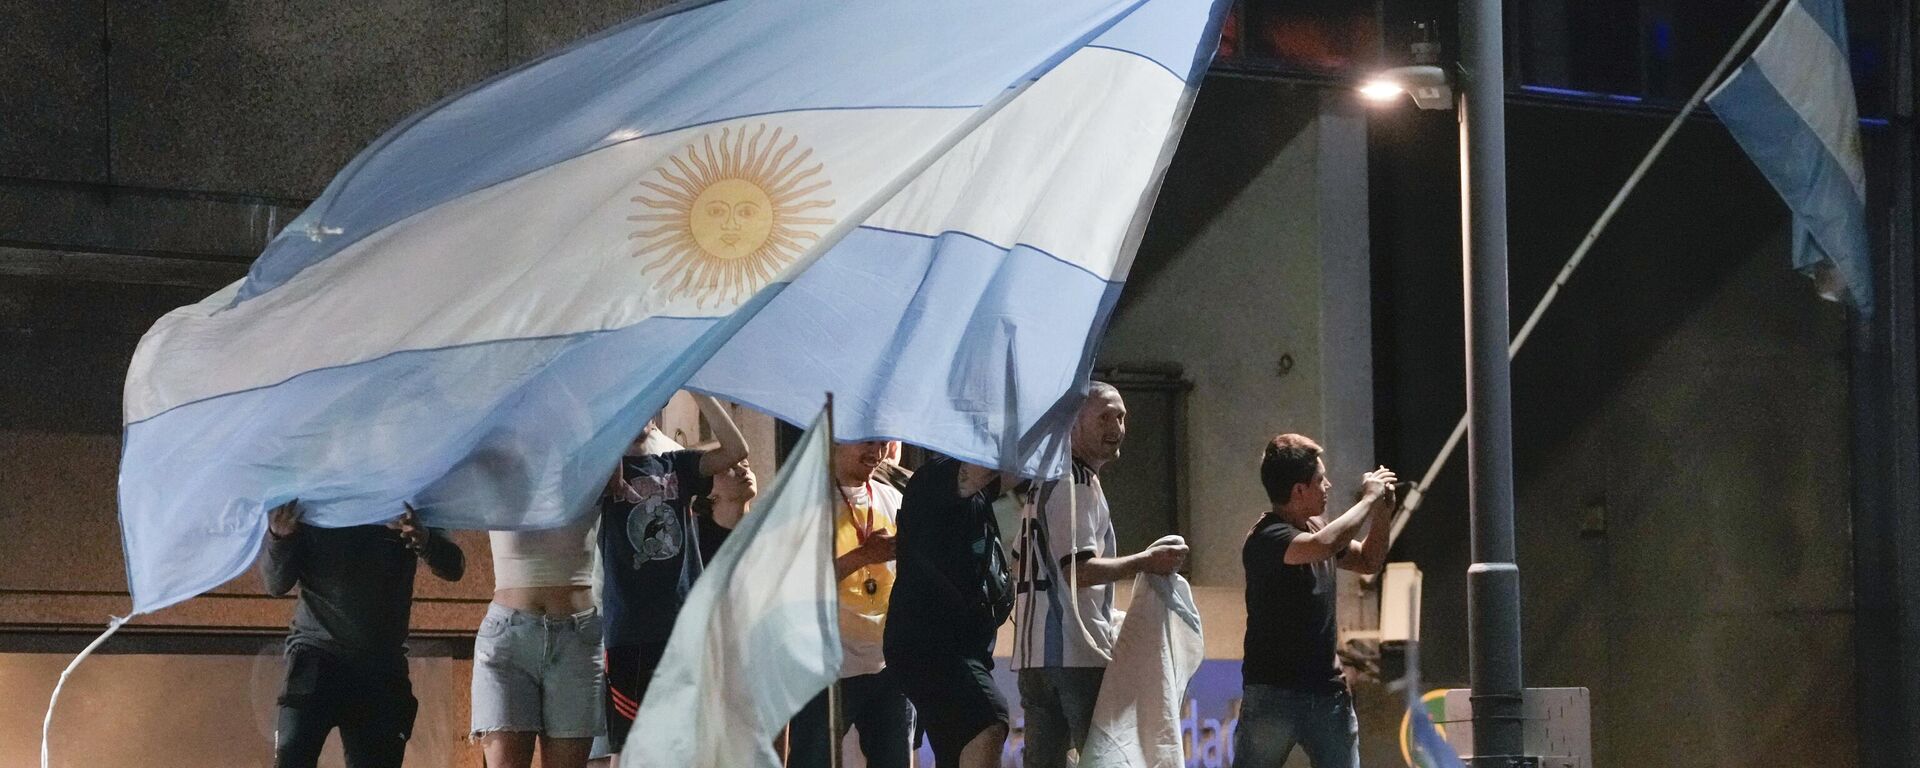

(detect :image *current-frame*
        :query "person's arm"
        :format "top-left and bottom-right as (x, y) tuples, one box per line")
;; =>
(1338, 488), (1397, 574)
(955, 462), (999, 498)
(260, 500), (302, 597)
(1041, 478), (1186, 584)
(419, 528), (466, 582)
(896, 459), (981, 614)
(694, 395), (750, 477)
(836, 531), (897, 580)
(1066, 541), (1188, 584)
(1285, 467), (1396, 565)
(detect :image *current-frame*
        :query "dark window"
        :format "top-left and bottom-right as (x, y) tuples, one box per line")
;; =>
(1510, 0), (1892, 120)
(1213, 0), (1385, 76)
(1210, 0), (1893, 121)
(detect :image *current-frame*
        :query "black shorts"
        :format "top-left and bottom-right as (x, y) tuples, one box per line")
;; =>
(603, 641), (669, 754)
(890, 652), (1008, 766)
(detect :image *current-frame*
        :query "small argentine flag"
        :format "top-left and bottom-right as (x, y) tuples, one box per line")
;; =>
(624, 402), (840, 768)
(1707, 0), (1873, 315)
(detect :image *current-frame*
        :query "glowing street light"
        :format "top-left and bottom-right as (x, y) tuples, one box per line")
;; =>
(1359, 79), (1407, 102)
(1357, 65), (1454, 110)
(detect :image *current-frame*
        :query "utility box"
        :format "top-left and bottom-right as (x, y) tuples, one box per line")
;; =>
(1441, 687), (1592, 768)
(1380, 562), (1423, 642)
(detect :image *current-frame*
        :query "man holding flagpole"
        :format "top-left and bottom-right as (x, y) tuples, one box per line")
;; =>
(260, 502), (465, 768)
(787, 440), (913, 768)
(1237, 435), (1395, 768)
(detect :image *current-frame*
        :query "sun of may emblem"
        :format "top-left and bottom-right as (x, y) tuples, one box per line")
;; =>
(628, 124), (836, 307)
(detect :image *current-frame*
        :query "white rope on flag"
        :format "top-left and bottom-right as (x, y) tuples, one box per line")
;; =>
(42, 615), (130, 768)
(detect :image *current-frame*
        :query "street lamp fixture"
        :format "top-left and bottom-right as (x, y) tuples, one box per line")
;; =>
(1358, 65), (1454, 110)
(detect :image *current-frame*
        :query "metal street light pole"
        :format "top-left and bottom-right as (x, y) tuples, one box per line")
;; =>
(1457, 0), (1526, 763)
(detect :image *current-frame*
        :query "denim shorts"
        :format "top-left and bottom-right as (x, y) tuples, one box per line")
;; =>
(470, 603), (605, 739)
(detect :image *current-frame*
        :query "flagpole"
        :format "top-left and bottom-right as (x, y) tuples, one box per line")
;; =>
(822, 391), (841, 768)
(1388, 0), (1789, 548)
(1456, 0), (1525, 759)
(828, 681), (844, 768)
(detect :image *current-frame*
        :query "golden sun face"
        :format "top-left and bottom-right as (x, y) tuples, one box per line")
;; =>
(628, 124), (835, 307)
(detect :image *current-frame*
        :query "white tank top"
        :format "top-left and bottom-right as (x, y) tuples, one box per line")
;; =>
(489, 515), (596, 589)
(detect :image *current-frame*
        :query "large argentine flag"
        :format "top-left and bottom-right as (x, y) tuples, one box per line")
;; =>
(624, 406), (838, 768)
(1706, 0), (1872, 314)
(119, 0), (1228, 614)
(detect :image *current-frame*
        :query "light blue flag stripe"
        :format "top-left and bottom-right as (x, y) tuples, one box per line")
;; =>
(687, 228), (1122, 470)
(1712, 63), (1873, 307)
(1706, 0), (1873, 314)
(240, 0), (1185, 303)
(121, 306), (747, 609)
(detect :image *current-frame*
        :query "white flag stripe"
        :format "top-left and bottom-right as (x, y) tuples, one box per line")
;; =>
(125, 107), (963, 423)
(864, 47), (1186, 280)
(1751, 0), (1865, 197)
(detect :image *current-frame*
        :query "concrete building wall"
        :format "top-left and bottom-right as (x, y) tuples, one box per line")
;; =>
(2, 6), (705, 766)
(0, 0), (694, 635)
(1100, 80), (1374, 591)
(1373, 101), (1857, 765)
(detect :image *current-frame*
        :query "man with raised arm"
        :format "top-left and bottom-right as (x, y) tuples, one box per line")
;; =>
(597, 393), (752, 758)
(262, 501), (465, 768)
(886, 456), (1015, 768)
(1235, 434), (1396, 768)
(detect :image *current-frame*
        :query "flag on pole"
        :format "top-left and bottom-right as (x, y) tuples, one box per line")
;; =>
(116, 0), (1229, 614)
(1706, 0), (1873, 314)
(1409, 705), (1467, 768)
(622, 403), (838, 768)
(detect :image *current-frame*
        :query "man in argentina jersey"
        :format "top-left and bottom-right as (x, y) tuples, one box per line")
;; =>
(1011, 382), (1190, 767)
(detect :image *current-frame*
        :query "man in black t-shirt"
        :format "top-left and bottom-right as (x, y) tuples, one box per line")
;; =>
(1238, 434), (1396, 768)
(884, 456), (1014, 768)
(598, 394), (751, 758)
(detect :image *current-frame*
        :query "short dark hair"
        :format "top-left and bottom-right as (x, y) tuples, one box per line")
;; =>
(1260, 434), (1323, 505)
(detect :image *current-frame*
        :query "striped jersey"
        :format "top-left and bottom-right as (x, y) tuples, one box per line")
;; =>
(1011, 460), (1118, 670)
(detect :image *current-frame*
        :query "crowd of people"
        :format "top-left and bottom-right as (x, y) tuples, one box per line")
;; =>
(258, 387), (1397, 768)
